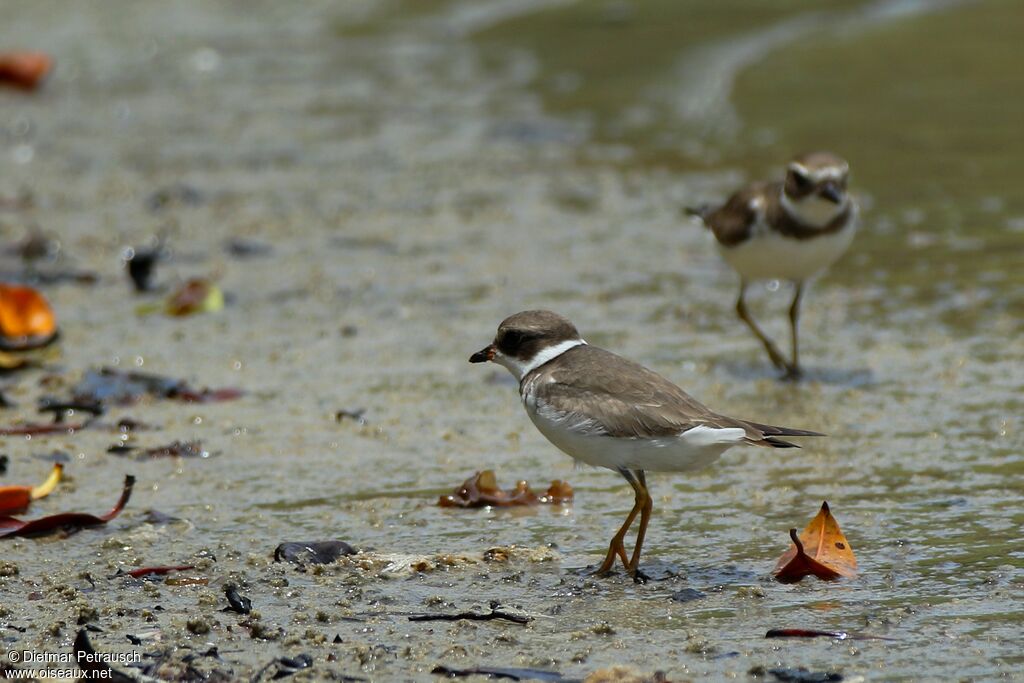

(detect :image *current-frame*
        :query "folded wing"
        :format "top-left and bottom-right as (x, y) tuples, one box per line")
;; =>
(530, 346), (823, 448)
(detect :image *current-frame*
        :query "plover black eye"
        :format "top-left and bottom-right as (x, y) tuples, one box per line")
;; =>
(497, 330), (526, 355)
(792, 171), (810, 189)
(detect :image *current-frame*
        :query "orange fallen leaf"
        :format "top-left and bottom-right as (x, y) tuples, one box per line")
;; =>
(138, 278), (225, 317)
(773, 501), (856, 583)
(166, 278), (223, 316)
(0, 283), (58, 351)
(0, 463), (64, 515)
(438, 470), (573, 508)
(0, 51), (53, 90)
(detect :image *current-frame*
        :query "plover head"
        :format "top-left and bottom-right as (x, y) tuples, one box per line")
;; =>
(782, 152), (851, 226)
(469, 309), (585, 380)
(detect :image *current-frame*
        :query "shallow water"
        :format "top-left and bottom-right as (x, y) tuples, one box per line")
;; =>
(1, 1), (1022, 681)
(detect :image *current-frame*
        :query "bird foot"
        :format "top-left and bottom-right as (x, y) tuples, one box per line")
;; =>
(589, 567), (616, 579)
(586, 564), (648, 583)
(780, 364), (803, 382)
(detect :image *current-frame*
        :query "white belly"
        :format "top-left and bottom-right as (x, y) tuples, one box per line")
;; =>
(524, 400), (744, 473)
(718, 221), (856, 282)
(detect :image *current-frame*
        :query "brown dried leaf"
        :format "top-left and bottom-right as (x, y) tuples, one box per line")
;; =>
(773, 501), (857, 583)
(438, 470), (573, 508)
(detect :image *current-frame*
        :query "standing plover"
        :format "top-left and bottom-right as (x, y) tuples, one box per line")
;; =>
(470, 310), (822, 581)
(688, 152), (857, 378)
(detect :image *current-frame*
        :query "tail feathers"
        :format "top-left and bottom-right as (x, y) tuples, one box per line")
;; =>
(763, 436), (801, 449)
(745, 420), (825, 449)
(746, 420), (825, 438)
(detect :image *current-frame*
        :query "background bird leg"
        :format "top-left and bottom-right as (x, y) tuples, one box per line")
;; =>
(736, 280), (789, 370)
(785, 281), (805, 379)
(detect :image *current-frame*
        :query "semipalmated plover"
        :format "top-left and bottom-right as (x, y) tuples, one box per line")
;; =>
(688, 152), (857, 378)
(470, 310), (822, 582)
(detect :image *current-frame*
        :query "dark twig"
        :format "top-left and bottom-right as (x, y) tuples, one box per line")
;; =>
(409, 608), (531, 625)
(765, 629), (896, 641)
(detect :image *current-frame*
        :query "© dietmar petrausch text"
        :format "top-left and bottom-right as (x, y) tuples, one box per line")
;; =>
(5, 648), (141, 678)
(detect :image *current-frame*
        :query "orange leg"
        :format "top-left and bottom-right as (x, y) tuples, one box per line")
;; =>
(627, 471), (653, 583)
(595, 472), (644, 575)
(595, 502), (640, 574)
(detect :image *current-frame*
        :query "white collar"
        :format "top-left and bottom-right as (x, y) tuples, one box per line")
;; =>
(494, 338), (586, 381)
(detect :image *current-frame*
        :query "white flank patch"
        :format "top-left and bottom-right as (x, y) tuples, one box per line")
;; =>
(679, 425), (748, 448)
(523, 394), (749, 474)
(493, 338), (586, 381)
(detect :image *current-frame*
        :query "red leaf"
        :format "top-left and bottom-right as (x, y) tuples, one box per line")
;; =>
(765, 628), (896, 641)
(0, 475), (134, 538)
(173, 386), (245, 403)
(0, 52), (53, 91)
(766, 629), (849, 640)
(0, 422), (84, 436)
(122, 565), (195, 579)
